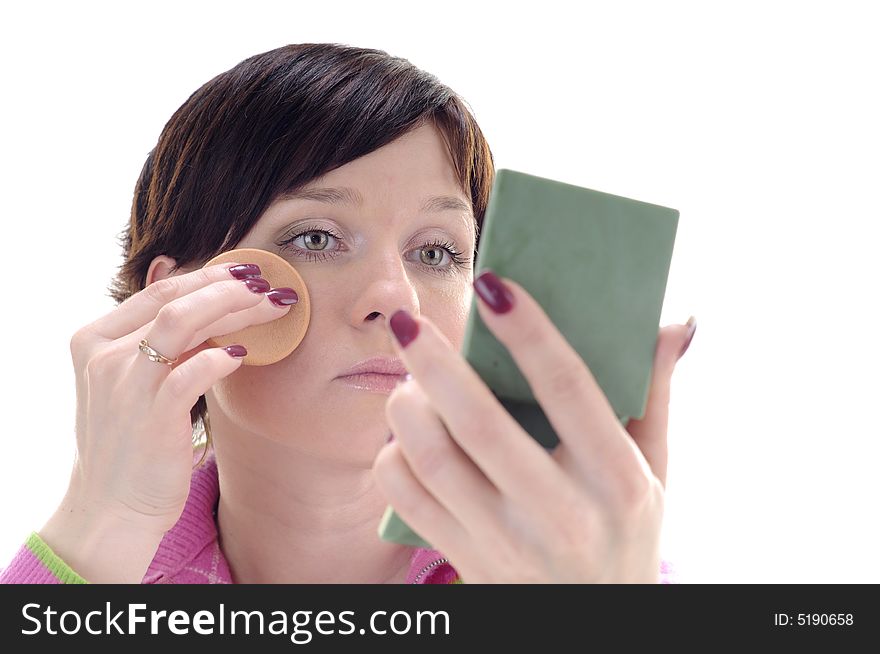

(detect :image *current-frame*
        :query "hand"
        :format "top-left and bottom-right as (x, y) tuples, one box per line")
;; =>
(373, 270), (695, 583)
(40, 262), (294, 581)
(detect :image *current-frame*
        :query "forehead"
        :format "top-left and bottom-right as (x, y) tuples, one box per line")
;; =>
(274, 185), (471, 216)
(288, 123), (471, 210)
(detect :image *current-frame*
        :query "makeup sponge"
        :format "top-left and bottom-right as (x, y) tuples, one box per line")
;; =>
(202, 248), (310, 366)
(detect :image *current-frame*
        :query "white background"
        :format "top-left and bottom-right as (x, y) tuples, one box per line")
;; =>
(1, 0), (877, 583)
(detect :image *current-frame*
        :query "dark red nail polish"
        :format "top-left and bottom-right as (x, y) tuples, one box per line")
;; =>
(228, 264), (262, 279)
(224, 344), (248, 358)
(266, 287), (298, 306)
(474, 269), (514, 314)
(243, 277), (271, 293)
(389, 310), (419, 348)
(678, 316), (697, 360)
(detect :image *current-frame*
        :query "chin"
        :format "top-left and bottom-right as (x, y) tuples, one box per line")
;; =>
(323, 388), (390, 433)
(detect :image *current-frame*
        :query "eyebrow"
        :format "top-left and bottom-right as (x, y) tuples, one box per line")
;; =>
(276, 186), (473, 215)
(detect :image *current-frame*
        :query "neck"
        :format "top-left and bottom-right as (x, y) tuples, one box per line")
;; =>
(211, 432), (412, 584)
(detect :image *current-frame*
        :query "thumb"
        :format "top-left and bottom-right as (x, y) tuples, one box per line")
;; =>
(625, 316), (697, 488)
(654, 315), (698, 405)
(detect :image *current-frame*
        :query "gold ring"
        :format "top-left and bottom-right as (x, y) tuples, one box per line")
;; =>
(138, 338), (179, 366)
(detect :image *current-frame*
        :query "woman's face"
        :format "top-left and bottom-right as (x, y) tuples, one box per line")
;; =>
(206, 123), (476, 463)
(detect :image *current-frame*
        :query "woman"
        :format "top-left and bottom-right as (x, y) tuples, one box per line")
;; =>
(0, 43), (694, 584)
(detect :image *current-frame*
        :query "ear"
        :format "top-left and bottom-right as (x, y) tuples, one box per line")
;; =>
(146, 255), (195, 286)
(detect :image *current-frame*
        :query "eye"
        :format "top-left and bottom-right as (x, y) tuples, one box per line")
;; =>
(276, 226), (471, 274)
(411, 239), (471, 276)
(276, 226), (343, 261)
(419, 246), (447, 266)
(302, 230), (329, 250)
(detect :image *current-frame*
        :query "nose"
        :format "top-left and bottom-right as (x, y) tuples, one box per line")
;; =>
(349, 248), (420, 328)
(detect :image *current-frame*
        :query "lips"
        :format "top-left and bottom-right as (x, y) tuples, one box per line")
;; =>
(336, 356), (407, 394)
(336, 373), (403, 393)
(337, 356), (407, 378)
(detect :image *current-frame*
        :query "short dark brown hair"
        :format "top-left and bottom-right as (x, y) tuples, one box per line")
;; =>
(106, 43), (495, 458)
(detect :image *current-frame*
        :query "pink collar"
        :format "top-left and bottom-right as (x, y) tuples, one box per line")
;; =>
(142, 450), (457, 584)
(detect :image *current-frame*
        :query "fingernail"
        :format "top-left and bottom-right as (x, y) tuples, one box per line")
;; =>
(224, 344), (248, 358)
(385, 431), (395, 444)
(389, 310), (419, 348)
(678, 316), (697, 360)
(228, 264), (262, 279)
(266, 287), (298, 306)
(243, 277), (271, 293)
(474, 269), (514, 314)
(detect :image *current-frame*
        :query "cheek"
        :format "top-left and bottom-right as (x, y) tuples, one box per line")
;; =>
(422, 280), (473, 350)
(209, 361), (298, 423)
(208, 272), (341, 414)
(208, 330), (325, 414)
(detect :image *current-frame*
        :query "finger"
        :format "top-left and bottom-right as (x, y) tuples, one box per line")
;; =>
(626, 317), (695, 488)
(132, 278), (289, 385)
(386, 379), (505, 542)
(373, 442), (471, 563)
(120, 292), (295, 364)
(472, 270), (637, 475)
(87, 262), (259, 340)
(154, 344), (247, 418)
(387, 309), (568, 515)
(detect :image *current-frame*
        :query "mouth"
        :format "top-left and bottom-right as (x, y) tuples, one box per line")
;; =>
(335, 356), (408, 394)
(335, 372), (406, 394)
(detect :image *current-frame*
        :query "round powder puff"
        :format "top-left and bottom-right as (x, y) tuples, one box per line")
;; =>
(202, 248), (311, 366)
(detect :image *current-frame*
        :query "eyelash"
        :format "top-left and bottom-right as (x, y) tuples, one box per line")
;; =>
(276, 225), (472, 275)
